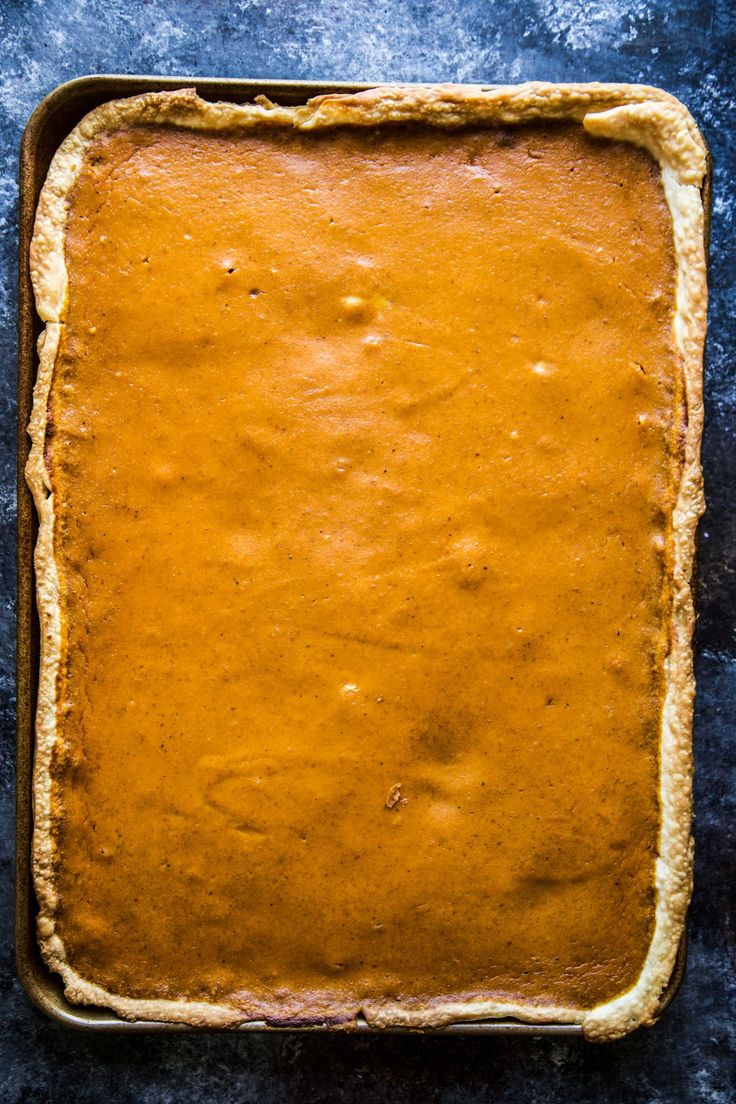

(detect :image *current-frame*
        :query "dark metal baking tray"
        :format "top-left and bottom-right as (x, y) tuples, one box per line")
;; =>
(17, 74), (705, 1033)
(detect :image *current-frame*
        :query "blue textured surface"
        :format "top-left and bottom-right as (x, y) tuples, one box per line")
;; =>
(1, 2), (734, 1100)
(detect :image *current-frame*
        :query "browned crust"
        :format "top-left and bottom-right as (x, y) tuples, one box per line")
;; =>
(26, 82), (707, 1040)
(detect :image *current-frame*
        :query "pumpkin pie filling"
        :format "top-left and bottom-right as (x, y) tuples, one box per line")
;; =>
(28, 89), (705, 1032)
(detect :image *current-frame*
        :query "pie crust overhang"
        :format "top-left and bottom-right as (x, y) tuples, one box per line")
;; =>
(26, 82), (707, 1040)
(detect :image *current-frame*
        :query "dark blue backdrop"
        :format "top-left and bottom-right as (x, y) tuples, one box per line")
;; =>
(1, 2), (733, 1101)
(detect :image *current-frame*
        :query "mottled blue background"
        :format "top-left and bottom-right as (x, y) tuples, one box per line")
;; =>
(1, 1), (734, 1101)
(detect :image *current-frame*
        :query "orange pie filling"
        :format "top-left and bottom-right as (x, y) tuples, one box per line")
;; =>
(45, 121), (680, 1021)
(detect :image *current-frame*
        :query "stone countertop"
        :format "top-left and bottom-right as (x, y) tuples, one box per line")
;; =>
(0, 1), (733, 1100)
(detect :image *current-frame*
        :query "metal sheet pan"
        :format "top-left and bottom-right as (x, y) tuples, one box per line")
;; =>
(16, 74), (706, 1033)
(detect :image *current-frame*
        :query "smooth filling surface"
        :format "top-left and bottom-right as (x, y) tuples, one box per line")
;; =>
(47, 121), (680, 1019)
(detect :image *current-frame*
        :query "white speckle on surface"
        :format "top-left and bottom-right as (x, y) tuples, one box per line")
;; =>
(691, 1066), (732, 1104)
(534, 0), (654, 50)
(0, 57), (44, 125)
(267, 4), (513, 83)
(712, 192), (732, 228)
(139, 16), (187, 56)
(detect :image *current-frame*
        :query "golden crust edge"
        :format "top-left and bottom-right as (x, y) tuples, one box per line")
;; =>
(26, 82), (706, 1039)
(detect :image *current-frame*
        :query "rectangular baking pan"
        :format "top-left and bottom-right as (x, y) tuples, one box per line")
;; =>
(17, 74), (706, 1033)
